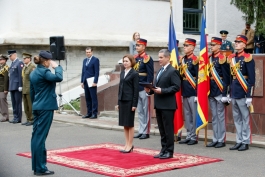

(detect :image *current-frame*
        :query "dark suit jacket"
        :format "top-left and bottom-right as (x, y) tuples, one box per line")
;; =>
(30, 65), (63, 110)
(118, 69), (139, 107)
(152, 64), (181, 110)
(9, 58), (24, 91)
(81, 56), (100, 84)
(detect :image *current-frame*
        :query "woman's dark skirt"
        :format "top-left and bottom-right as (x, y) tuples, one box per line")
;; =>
(118, 100), (135, 127)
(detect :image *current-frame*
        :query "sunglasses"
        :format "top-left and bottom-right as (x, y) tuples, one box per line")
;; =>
(183, 44), (190, 47)
(136, 44), (142, 47)
(210, 44), (217, 46)
(235, 41), (243, 43)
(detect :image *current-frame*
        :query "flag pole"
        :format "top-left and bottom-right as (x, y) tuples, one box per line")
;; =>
(203, 0), (208, 147)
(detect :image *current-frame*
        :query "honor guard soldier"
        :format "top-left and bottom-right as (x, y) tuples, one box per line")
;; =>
(21, 53), (36, 126)
(0, 54), (9, 122)
(206, 37), (230, 148)
(8, 50), (24, 124)
(133, 38), (154, 139)
(178, 38), (199, 145)
(220, 30), (234, 53)
(228, 35), (255, 151)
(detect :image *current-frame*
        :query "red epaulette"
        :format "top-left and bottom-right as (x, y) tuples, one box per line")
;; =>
(243, 53), (252, 62)
(192, 55), (199, 65)
(143, 54), (150, 63)
(133, 54), (138, 59)
(227, 53), (235, 63)
(218, 53), (226, 64)
(191, 55), (197, 61)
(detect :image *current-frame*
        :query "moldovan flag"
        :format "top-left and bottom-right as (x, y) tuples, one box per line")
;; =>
(168, 13), (184, 135)
(195, 4), (209, 134)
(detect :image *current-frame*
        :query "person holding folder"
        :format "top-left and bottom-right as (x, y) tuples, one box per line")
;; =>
(81, 47), (100, 119)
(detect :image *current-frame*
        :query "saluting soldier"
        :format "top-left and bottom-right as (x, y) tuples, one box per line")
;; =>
(8, 50), (24, 124)
(220, 30), (234, 53)
(21, 53), (36, 126)
(228, 35), (255, 151)
(178, 38), (199, 145)
(206, 37), (230, 148)
(133, 38), (154, 140)
(0, 54), (9, 122)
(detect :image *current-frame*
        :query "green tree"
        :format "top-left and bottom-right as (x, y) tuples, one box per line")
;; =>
(231, 0), (265, 34)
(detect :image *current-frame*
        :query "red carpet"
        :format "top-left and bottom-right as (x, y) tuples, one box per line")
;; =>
(17, 143), (222, 177)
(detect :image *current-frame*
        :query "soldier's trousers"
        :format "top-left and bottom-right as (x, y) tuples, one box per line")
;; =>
(23, 94), (33, 122)
(137, 90), (151, 134)
(0, 92), (9, 120)
(31, 110), (53, 173)
(209, 95), (226, 143)
(10, 90), (22, 121)
(183, 96), (197, 140)
(231, 98), (251, 144)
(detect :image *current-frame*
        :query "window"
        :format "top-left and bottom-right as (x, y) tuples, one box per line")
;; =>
(183, 0), (203, 34)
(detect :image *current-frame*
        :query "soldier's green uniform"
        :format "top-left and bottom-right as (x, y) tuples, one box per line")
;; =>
(220, 30), (234, 53)
(22, 53), (36, 126)
(0, 55), (9, 122)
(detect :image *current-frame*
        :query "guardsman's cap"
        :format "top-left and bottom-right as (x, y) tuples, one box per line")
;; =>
(220, 30), (229, 36)
(184, 38), (196, 46)
(7, 50), (16, 56)
(211, 37), (222, 45)
(22, 52), (32, 59)
(136, 38), (147, 46)
(235, 35), (248, 44)
(0, 54), (8, 60)
(39, 50), (52, 59)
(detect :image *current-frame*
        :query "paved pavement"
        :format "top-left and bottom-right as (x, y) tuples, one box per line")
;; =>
(53, 111), (265, 148)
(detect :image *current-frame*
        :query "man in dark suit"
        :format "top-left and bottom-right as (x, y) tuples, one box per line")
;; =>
(145, 49), (181, 159)
(81, 47), (100, 119)
(8, 50), (24, 124)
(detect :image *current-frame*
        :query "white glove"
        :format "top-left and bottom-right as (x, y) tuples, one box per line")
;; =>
(245, 98), (252, 107)
(18, 87), (22, 92)
(227, 95), (231, 103)
(194, 97), (197, 103)
(221, 97), (228, 103)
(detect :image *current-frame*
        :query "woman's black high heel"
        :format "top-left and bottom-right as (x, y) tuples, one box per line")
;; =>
(122, 146), (134, 153)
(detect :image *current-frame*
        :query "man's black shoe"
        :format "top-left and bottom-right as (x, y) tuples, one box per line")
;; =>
(179, 139), (190, 144)
(89, 115), (97, 119)
(215, 142), (226, 148)
(159, 152), (173, 159)
(229, 143), (242, 150)
(26, 122), (34, 126)
(9, 120), (15, 123)
(134, 134), (142, 138)
(35, 170), (55, 176)
(187, 140), (198, 145)
(174, 136), (181, 142)
(206, 141), (218, 147)
(82, 114), (92, 118)
(238, 144), (249, 151)
(139, 134), (149, 139)
(153, 152), (164, 158)
(12, 120), (21, 124)
(21, 121), (29, 125)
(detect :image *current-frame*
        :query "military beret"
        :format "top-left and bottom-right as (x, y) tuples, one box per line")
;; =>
(235, 35), (248, 44)
(39, 50), (52, 59)
(184, 38), (196, 46)
(220, 30), (229, 36)
(0, 54), (8, 60)
(7, 50), (16, 55)
(211, 37), (222, 45)
(137, 38), (147, 46)
(22, 52), (32, 59)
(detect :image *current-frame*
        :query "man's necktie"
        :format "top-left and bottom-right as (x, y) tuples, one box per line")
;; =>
(156, 67), (164, 80)
(86, 58), (90, 66)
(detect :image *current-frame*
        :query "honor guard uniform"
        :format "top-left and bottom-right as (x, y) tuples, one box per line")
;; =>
(133, 38), (154, 139)
(178, 38), (199, 145)
(8, 50), (24, 124)
(228, 35), (255, 151)
(21, 53), (36, 126)
(206, 37), (230, 148)
(0, 55), (9, 122)
(220, 30), (234, 52)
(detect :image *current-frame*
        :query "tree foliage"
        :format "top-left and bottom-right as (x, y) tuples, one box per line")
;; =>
(231, 0), (265, 34)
